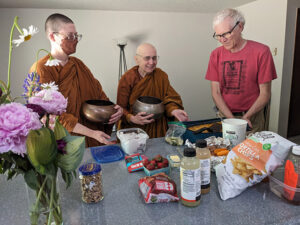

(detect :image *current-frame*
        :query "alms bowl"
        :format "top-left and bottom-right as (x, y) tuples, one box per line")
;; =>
(132, 96), (164, 120)
(82, 100), (117, 123)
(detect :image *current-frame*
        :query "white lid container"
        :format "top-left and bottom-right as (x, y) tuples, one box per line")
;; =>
(116, 128), (149, 155)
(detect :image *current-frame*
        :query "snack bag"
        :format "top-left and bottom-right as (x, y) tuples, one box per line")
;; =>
(216, 131), (295, 200)
(165, 122), (186, 146)
(138, 172), (179, 203)
(125, 153), (148, 173)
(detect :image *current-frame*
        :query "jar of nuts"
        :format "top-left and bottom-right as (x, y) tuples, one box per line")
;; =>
(79, 163), (104, 203)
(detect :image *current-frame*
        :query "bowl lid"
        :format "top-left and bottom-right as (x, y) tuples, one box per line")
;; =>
(91, 145), (125, 163)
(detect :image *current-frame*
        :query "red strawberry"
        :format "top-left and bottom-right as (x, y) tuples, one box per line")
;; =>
(157, 162), (164, 169)
(150, 160), (156, 165)
(143, 161), (149, 167)
(154, 154), (163, 162)
(162, 158), (168, 164)
(163, 162), (169, 168)
(146, 163), (155, 171)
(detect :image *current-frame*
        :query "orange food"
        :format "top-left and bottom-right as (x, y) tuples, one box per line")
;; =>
(214, 148), (230, 156)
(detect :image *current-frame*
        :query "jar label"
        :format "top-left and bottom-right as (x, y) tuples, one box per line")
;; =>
(200, 158), (211, 186)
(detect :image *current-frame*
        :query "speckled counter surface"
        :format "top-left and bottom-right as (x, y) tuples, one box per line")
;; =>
(1, 138), (299, 225)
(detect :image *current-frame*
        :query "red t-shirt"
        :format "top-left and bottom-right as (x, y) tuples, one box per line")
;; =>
(205, 40), (277, 112)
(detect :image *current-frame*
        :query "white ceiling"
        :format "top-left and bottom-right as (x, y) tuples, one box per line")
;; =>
(0, 0), (257, 13)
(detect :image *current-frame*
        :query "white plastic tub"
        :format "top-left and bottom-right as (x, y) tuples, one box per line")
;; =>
(116, 128), (149, 155)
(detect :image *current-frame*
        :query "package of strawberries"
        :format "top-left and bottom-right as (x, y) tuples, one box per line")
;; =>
(142, 154), (170, 176)
(138, 173), (179, 203)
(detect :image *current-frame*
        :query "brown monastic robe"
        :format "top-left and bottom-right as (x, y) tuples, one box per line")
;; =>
(117, 66), (184, 138)
(30, 55), (112, 147)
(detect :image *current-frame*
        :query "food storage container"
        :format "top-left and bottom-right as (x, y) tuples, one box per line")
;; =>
(268, 167), (300, 205)
(143, 164), (170, 176)
(116, 128), (149, 155)
(79, 163), (104, 203)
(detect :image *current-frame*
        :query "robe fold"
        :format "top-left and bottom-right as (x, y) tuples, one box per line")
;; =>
(30, 55), (112, 147)
(117, 66), (184, 138)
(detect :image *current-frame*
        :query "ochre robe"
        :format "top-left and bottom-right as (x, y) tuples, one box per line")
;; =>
(30, 55), (112, 147)
(117, 66), (184, 138)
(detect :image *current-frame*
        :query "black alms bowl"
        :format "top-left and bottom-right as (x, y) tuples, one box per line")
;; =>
(82, 100), (117, 123)
(132, 96), (164, 120)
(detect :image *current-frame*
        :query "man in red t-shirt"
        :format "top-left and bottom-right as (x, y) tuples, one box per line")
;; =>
(205, 8), (277, 132)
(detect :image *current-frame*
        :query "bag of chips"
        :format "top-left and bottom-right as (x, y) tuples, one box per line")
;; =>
(138, 172), (179, 203)
(216, 131), (295, 200)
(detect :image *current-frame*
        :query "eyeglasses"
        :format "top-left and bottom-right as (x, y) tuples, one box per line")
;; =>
(136, 54), (159, 62)
(213, 21), (240, 40)
(54, 32), (82, 41)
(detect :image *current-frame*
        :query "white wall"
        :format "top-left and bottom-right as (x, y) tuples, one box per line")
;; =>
(237, 0), (288, 133)
(0, 8), (217, 121)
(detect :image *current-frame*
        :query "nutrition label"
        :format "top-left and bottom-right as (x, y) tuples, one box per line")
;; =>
(180, 168), (201, 201)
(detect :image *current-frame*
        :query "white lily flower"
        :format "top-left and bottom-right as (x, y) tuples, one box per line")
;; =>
(45, 58), (61, 66)
(41, 82), (59, 91)
(12, 25), (38, 47)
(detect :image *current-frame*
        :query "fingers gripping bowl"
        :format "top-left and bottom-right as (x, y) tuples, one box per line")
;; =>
(82, 100), (117, 123)
(132, 96), (164, 120)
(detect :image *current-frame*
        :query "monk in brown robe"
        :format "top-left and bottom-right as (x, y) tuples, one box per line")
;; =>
(30, 13), (123, 147)
(117, 43), (189, 138)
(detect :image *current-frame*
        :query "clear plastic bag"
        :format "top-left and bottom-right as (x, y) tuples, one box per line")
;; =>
(165, 122), (186, 146)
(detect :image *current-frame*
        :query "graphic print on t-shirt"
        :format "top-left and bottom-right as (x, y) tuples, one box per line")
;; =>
(222, 60), (244, 94)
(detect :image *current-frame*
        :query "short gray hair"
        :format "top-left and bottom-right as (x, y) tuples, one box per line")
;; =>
(213, 8), (245, 29)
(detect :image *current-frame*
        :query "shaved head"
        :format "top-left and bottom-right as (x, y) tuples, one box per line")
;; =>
(136, 43), (157, 55)
(45, 13), (74, 36)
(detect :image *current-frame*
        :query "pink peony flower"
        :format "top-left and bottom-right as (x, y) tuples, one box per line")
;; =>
(0, 102), (42, 155)
(28, 89), (67, 115)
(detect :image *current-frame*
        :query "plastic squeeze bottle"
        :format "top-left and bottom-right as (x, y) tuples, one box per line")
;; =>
(180, 147), (201, 207)
(196, 139), (211, 194)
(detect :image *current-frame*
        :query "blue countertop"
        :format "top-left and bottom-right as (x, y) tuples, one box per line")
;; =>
(0, 138), (299, 225)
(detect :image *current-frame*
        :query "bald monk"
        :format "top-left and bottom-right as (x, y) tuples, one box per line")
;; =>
(30, 13), (123, 147)
(117, 43), (189, 138)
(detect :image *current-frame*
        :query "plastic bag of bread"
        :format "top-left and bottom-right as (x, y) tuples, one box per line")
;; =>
(216, 131), (295, 200)
(138, 172), (179, 203)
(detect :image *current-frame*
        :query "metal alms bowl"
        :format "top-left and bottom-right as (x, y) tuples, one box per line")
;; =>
(82, 100), (117, 123)
(132, 96), (164, 120)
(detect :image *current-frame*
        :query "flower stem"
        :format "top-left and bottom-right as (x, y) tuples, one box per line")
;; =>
(47, 177), (55, 225)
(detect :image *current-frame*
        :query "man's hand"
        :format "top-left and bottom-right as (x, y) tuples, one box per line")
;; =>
(130, 112), (155, 125)
(73, 123), (115, 145)
(91, 130), (115, 145)
(108, 105), (123, 124)
(242, 115), (253, 129)
(171, 109), (189, 122)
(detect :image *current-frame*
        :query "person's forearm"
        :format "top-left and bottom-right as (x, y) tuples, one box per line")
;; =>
(243, 93), (270, 120)
(243, 82), (271, 120)
(212, 92), (234, 118)
(72, 123), (95, 139)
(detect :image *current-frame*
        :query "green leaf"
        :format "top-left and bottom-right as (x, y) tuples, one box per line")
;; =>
(54, 120), (69, 140)
(57, 136), (85, 172)
(24, 169), (39, 190)
(26, 127), (58, 175)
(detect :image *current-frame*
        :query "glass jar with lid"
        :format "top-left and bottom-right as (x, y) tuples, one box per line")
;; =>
(79, 163), (104, 203)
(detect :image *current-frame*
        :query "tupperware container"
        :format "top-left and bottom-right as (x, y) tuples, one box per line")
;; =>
(268, 167), (300, 205)
(116, 128), (149, 155)
(143, 164), (170, 176)
(90, 145), (125, 163)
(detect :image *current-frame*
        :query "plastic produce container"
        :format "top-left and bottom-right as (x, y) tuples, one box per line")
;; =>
(116, 128), (149, 155)
(268, 167), (300, 205)
(143, 165), (170, 176)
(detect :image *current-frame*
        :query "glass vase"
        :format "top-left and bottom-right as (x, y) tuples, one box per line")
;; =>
(26, 174), (63, 225)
